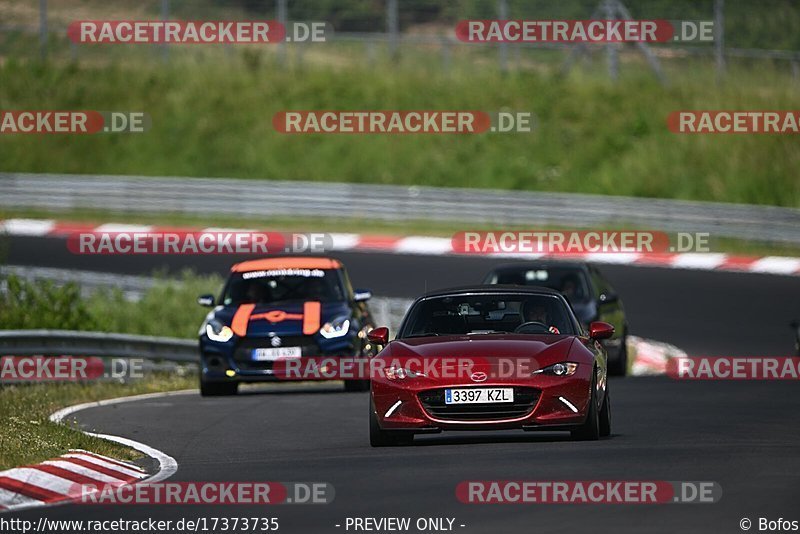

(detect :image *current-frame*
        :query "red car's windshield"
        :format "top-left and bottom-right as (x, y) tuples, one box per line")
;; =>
(399, 293), (576, 338)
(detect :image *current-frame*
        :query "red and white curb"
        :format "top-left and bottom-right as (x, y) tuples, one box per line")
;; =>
(0, 450), (147, 511)
(0, 390), (189, 513)
(2, 218), (799, 276)
(627, 335), (688, 376)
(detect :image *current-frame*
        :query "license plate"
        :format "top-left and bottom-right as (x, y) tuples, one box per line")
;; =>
(252, 347), (301, 361)
(445, 388), (514, 404)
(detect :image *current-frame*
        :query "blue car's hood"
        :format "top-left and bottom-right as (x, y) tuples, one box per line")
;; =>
(215, 301), (351, 337)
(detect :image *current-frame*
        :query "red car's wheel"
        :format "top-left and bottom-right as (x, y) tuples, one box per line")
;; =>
(571, 371), (600, 441)
(369, 400), (413, 447)
(599, 385), (611, 438)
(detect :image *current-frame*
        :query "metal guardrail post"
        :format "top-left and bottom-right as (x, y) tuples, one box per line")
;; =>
(715, 0), (725, 84)
(39, 0), (47, 60)
(497, 0), (508, 73)
(161, 0), (170, 62)
(387, 0), (398, 60)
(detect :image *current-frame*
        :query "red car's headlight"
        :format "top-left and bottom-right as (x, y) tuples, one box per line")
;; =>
(384, 366), (426, 380)
(532, 362), (578, 376)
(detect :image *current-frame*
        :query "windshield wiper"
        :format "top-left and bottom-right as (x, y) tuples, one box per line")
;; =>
(403, 332), (442, 338)
(466, 330), (508, 335)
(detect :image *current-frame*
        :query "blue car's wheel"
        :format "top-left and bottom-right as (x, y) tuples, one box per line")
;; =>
(200, 377), (238, 396)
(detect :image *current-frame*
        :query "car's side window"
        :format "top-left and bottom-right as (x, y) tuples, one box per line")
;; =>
(588, 268), (605, 299)
(590, 267), (618, 304)
(339, 268), (355, 301)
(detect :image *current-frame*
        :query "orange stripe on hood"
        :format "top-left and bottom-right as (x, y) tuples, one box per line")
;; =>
(231, 304), (255, 336)
(302, 301), (321, 335)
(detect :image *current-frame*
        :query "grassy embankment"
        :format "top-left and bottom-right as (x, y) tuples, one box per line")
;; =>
(1, 48), (798, 207)
(0, 275), (202, 470)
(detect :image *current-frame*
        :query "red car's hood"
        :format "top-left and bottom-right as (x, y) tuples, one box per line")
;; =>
(389, 334), (575, 360)
(374, 334), (585, 384)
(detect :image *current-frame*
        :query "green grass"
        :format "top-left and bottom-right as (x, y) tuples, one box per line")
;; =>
(1, 47), (799, 207)
(0, 374), (195, 470)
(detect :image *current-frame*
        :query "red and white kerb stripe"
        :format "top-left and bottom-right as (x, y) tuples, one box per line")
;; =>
(1, 218), (798, 276)
(0, 449), (147, 511)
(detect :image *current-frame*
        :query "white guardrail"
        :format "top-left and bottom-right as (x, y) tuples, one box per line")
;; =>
(1, 173), (799, 244)
(0, 330), (198, 362)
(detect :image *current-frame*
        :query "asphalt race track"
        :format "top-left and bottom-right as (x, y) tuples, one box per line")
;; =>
(6, 234), (800, 355)
(9, 380), (800, 533)
(5, 234), (800, 533)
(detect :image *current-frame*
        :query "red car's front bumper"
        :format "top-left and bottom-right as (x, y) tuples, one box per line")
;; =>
(371, 369), (594, 432)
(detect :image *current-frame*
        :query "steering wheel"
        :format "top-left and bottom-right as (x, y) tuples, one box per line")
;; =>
(514, 321), (549, 334)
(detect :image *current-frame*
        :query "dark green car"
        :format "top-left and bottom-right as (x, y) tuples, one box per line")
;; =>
(483, 261), (629, 375)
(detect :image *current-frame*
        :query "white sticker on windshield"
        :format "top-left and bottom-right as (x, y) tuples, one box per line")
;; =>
(242, 268), (325, 279)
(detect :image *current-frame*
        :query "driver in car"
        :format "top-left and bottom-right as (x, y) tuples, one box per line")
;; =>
(521, 300), (560, 334)
(559, 274), (582, 303)
(245, 282), (268, 303)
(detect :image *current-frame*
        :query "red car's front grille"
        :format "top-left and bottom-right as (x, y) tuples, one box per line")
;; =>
(417, 387), (540, 421)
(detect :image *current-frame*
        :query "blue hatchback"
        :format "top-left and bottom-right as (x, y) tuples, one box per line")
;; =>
(197, 257), (374, 395)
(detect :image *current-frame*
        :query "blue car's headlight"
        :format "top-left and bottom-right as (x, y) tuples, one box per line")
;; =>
(319, 316), (350, 339)
(205, 319), (234, 342)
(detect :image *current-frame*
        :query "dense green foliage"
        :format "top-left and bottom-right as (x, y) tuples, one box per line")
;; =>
(0, 272), (222, 338)
(1, 55), (798, 206)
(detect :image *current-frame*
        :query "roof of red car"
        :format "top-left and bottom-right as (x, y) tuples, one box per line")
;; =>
(231, 257), (342, 272)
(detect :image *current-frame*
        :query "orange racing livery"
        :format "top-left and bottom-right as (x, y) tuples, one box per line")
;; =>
(198, 257), (375, 395)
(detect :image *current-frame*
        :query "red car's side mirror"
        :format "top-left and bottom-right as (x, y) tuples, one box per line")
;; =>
(589, 321), (615, 340)
(367, 326), (389, 345)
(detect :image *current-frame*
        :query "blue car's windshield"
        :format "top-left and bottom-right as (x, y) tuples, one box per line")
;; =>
(222, 268), (346, 305)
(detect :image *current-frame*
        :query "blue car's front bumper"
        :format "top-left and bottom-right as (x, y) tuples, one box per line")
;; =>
(200, 333), (358, 382)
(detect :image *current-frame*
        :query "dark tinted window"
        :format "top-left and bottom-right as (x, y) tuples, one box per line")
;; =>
(222, 268), (346, 305)
(589, 266), (612, 300)
(399, 293), (576, 338)
(486, 267), (591, 303)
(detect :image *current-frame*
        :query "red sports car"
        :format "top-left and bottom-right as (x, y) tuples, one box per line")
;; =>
(368, 286), (614, 446)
